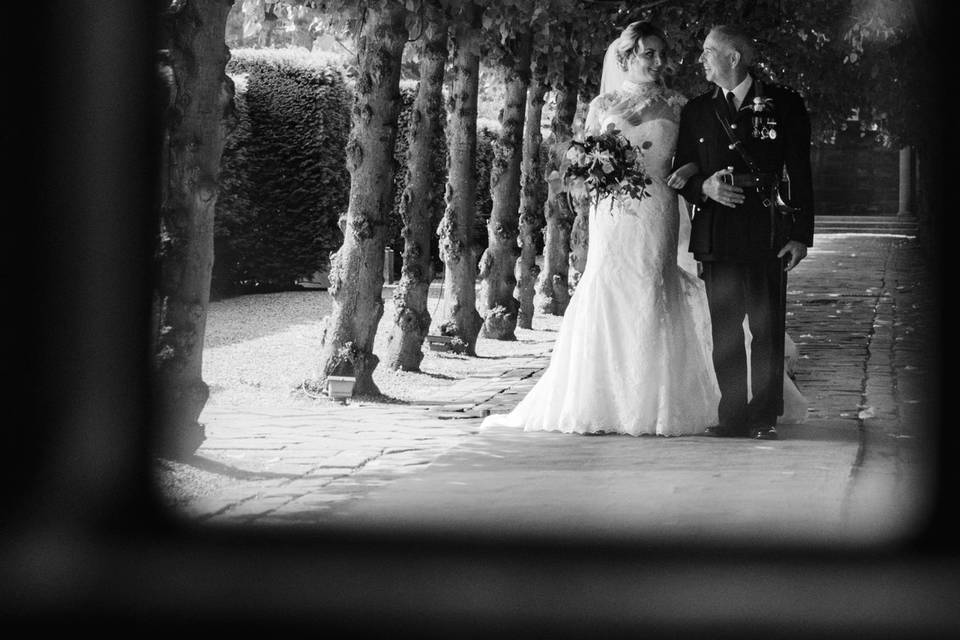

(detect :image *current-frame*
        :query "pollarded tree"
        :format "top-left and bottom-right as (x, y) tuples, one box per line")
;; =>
(534, 22), (581, 316)
(475, 2), (539, 340)
(153, 0), (236, 458)
(385, 0), (450, 371)
(515, 49), (548, 329)
(307, 0), (410, 394)
(434, 0), (485, 355)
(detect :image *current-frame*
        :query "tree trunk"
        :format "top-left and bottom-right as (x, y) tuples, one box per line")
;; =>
(310, 1), (407, 395)
(477, 30), (532, 340)
(153, 0), (235, 459)
(385, 6), (448, 371)
(515, 54), (547, 330)
(436, 3), (483, 355)
(534, 54), (580, 315)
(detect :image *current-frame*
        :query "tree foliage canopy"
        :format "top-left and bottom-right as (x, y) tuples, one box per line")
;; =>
(232, 0), (938, 147)
(581, 0), (936, 146)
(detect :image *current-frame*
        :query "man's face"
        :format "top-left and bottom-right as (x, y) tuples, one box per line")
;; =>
(698, 31), (731, 86)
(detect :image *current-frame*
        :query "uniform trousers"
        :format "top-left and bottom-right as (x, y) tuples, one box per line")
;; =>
(700, 258), (786, 429)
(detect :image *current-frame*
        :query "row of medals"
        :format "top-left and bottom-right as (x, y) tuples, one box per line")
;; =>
(750, 95), (776, 140)
(731, 97), (778, 141)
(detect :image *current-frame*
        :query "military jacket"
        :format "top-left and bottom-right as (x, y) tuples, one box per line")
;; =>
(675, 77), (815, 261)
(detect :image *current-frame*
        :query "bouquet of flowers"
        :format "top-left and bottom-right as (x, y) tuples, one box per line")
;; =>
(562, 122), (651, 208)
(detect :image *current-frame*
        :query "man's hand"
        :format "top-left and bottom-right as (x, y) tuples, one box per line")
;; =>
(701, 167), (745, 208)
(778, 240), (808, 272)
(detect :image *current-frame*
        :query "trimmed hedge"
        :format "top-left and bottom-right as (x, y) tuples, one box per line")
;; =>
(214, 48), (500, 297)
(214, 49), (351, 297)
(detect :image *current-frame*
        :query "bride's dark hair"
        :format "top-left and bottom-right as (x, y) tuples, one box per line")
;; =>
(614, 21), (669, 70)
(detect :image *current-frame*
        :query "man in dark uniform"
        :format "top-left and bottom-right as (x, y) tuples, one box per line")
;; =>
(674, 24), (815, 440)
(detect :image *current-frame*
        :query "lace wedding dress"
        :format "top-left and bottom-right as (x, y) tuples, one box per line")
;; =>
(481, 81), (721, 436)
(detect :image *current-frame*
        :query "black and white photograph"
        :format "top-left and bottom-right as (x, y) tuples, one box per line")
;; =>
(2, 0), (956, 636)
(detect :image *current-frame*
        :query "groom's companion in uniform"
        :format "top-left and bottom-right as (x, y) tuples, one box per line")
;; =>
(674, 24), (814, 440)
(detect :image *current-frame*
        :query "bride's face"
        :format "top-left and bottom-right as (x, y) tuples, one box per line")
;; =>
(625, 36), (666, 83)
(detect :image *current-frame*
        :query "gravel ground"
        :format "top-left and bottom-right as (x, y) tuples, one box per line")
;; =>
(200, 282), (563, 409)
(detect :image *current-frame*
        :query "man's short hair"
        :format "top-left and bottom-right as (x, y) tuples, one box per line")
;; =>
(710, 25), (756, 67)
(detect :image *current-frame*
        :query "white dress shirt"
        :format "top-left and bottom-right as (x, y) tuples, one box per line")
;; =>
(726, 74), (754, 111)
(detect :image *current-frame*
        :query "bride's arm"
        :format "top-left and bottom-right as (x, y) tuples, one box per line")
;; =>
(666, 161), (699, 189)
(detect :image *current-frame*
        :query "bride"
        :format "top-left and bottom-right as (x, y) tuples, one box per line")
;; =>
(481, 21), (806, 436)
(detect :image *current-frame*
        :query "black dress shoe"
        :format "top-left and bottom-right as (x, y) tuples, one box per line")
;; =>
(750, 426), (778, 440)
(703, 424), (746, 437)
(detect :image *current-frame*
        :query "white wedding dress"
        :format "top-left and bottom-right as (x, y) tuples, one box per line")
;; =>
(482, 81), (721, 436)
(481, 80), (809, 436)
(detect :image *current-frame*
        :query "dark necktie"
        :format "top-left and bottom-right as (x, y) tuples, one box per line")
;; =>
(726, 91), (738, 120)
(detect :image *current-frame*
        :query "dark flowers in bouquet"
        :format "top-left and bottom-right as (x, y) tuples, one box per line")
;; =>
(563, 123), (651, 208)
